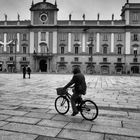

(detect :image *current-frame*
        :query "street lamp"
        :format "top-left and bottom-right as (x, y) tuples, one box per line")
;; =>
(89, 37), (93, 74)
(13, 35), (17, 73)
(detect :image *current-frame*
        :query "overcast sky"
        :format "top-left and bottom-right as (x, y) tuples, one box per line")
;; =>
(0, 0), (139, 21)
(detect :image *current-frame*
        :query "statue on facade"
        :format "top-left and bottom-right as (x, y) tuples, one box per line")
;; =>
(97, 13), (100, 20)
(83, 14), (85, 20)
(17, 13), (20, 21)
(69, 14), (71, 21)
(112, 14), (114, 20)
(4, 14), (7, 21)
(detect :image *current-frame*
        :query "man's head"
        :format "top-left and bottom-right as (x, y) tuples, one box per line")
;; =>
(72, 67), (81, 74)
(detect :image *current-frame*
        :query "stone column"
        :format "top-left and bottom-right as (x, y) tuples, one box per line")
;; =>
(4, 33), (7, 52)
(111, 33), (114, 53)
(30, 32), (34, 53)
(96, 33), (100, 52)
(82, 33), (86, 52)
(17, 33), (20, 52)
(38, 32), (41, 53)
(52, 31), (57, 54)
(125, 32), (131, 54)
(125, 10), (130, 25)
(46, 32), (49, 51)
(68, 33), (72, 52)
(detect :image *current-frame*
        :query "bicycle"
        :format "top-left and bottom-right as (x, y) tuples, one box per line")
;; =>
(55, 87), (98, 121)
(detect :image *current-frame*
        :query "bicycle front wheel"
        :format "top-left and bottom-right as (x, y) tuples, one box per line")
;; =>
(55, 96), (70, 115)
(80, 100), (98, 121)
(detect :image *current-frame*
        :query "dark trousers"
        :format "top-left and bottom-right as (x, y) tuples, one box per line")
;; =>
(28, 73), (31, 78)
(23, 73), (26, 79)
(71, 93), (80, 113)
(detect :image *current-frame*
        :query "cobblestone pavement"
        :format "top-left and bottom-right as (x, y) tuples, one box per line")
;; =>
(0, 73), (140, 140)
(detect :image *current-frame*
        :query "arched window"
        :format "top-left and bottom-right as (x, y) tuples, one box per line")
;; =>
(116, 44), (123, 54)
(40, 42), (47, 53)
(75, 47), (78, 54)
(74, 43), (80, 54)
(118, 47), (121, 54)
(61, 47), (64, 54)
(89, 47), (92, 54)
(102, 44), (108, 54)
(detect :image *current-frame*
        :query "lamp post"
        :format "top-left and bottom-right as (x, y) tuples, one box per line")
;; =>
(14, 36), (17, 73)
(89, 37), (93, 74)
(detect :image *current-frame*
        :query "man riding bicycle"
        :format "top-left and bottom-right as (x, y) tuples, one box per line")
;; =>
(63, 67), (87, 116)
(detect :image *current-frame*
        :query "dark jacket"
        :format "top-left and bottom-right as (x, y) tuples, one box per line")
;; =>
(27, 67), (31, 74)
(23, 67), (26, 74)
(64, 73), (87, 94)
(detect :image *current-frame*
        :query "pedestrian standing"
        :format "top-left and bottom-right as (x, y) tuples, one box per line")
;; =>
(27, 66), (31, 79)
(23, 66), (26, 79)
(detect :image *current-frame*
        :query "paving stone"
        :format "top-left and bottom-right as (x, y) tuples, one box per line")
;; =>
(58, 129), (104, 140)
(82, 119), (122, 127)
(36, 135), (69, 140)
(2, 122), (61, 137)
(25, 112), (55, 119)
(52, 114), (83, 123)
(6, 116), (41, 124)
(64, 122), (92, 131)
(0, 109), (28, 116)
(122, 121), (140, 130)
(105, 134), (140, 140)
(38, 119), (68, 128)
(91, 125), (140, 137)
(0, 121), (9, 127)
(0, 114), (10, 121)
(0, 130), (37, 140)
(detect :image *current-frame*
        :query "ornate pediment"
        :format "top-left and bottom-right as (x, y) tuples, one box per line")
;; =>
(30, 2), (58, 11)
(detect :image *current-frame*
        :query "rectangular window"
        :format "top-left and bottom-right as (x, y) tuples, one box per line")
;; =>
(10, 57), (13, 61)
(23, 47), (26, 54)
(61, 47), (64, 54)
(133, 13), (139, 22)
(117, 34), (122, 41)
(60, 57), (64, 62)
(117, 58), (122, 62)
(23, 34), (27, 41)
(75, 47), (78, 54)
(23, 57), (26, 61)
(103, 58), (107, 62)
(10, 46), (14, 54)
(103, 34), (108, 41)
(89, 47), (93, 54)
(41, 32), (46, 41)
(133, 58), (137, 62)
(74, 57), (78, 62)
(74, 33), (80, 41)
(134, 50), (137, 55)
(118, 47), (122, 54)
(133, 34), (138, 41)
(89, 57), (92, 62)
(59, 33), (66, 41)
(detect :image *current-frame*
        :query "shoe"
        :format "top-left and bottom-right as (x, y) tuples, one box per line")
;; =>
(71, 111), (78, 116)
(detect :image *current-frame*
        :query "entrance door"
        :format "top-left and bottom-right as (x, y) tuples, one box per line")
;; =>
(39, 59), (47, 72)
(131, 66), (139, 74)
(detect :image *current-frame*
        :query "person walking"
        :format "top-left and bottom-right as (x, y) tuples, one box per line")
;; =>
(27, 65), (31, 79)
(23, 66), (26, 79)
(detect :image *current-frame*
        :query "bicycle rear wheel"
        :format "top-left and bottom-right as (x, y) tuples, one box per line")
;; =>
(80, 100), (98, 121)
(55, 96), (70, 115)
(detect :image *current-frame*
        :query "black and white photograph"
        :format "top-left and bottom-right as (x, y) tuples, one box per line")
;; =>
(0, 0), (140, 139)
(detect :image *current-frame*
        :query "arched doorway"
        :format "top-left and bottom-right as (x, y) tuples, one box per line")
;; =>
(39, 59), (47, 72)
(131, 66), (139, 74)
(101, 65), (109, 74)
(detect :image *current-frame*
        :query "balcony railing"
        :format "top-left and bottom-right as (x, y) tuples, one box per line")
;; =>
(33, 53), (53, 57)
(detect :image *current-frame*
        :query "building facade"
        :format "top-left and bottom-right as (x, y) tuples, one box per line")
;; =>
(0, 0), (140, 74)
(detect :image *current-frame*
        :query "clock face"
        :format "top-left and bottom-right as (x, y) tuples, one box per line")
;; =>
(40, 13), (48, 22)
